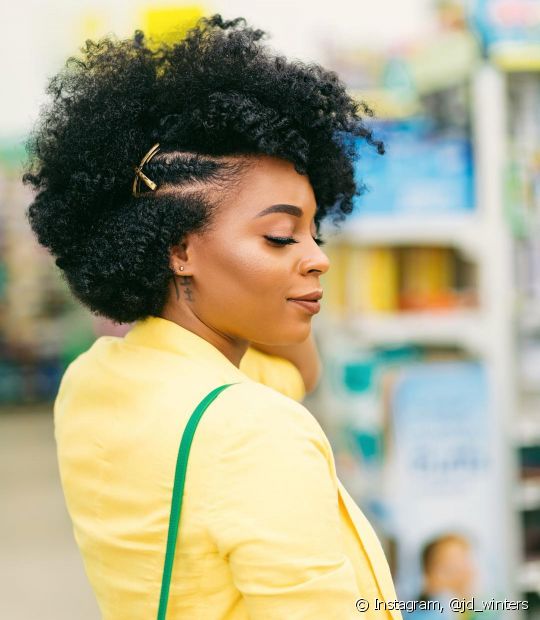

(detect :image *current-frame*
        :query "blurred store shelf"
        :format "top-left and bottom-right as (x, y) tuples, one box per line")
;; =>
(515, 414), (540, 447)
(516, 480), (540, 511)
(520, 380), (540, 397)
(518, 559), (540, 595)
(349, 88), (422, 119)
(519, 301), (540, 333)
(333, 310), (486, 354)
(322, 214), (483, 259)
(492, 45), (540, 73)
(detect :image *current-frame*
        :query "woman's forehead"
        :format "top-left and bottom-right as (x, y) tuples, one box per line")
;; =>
(222, 155), (316, 216)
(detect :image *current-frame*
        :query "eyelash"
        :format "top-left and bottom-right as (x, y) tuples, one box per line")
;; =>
(264, 235), (326, 247)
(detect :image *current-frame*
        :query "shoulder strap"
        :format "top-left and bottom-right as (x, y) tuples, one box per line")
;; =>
(157, 382), (240, 620)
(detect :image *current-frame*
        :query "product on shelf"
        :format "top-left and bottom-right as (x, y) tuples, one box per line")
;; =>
(320, 244), (478, 317)
(352, 118), (475, 217)
(348, 246), (399, 313)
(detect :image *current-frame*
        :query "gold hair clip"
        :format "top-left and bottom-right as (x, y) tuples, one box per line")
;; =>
(132, 143), (160, 197)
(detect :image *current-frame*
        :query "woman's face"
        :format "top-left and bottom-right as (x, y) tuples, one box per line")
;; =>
(168, 155), (330, 347)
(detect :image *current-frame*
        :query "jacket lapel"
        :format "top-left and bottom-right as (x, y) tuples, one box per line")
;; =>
(337, 480), (403, 620)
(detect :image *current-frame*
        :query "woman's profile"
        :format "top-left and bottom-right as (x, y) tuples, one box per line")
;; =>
(23, 14), (402, 620)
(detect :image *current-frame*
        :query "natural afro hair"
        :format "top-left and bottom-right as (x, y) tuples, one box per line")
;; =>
(23, 14), (384, 324)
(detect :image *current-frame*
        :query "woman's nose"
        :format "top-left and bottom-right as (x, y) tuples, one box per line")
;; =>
(299, 242), (330, 275)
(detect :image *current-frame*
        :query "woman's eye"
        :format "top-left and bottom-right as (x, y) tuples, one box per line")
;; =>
(264, 235), (326, 246)
(264, 235), (299, 246)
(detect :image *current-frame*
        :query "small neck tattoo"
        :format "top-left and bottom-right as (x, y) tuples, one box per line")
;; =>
(179, 275), (193, 301)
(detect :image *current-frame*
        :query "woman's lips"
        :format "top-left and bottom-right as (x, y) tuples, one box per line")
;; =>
(287, 299), (321, 314)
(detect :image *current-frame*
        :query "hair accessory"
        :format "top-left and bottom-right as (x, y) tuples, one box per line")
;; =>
(132, 143), (160, 197)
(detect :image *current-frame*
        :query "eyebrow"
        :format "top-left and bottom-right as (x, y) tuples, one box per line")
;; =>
(254, 204), (303, 219)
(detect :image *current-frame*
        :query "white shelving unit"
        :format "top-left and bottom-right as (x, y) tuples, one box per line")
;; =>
(501, 66), (540, 611)
(472, 64), (522, 615)
(319, 309), (486, 354)
(323, 213), (485, 261)
(312, 61), (524, 616)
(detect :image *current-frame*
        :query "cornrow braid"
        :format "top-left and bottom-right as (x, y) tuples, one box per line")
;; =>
(140, 150), (248, 192)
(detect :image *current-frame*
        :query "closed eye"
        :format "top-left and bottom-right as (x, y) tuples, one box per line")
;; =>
(264, 235), (326, 247)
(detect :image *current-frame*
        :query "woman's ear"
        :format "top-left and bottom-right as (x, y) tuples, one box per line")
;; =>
(169, 239), (191, 274)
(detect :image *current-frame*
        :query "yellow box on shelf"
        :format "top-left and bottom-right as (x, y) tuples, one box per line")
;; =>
(400, 247), (456, 311)
(139, 5), (205, 47)
(491, 42), (540, 72)
(347, 247), (399, 314)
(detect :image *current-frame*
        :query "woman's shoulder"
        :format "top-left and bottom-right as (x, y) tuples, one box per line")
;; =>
(54, 341), (329, 455)
(203, 378), (330, 452)
(239, 346), (306, 402)
(216, 379), (311, 421)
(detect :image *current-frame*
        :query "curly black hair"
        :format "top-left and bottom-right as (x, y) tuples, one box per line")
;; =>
(23, 14), (384, 324)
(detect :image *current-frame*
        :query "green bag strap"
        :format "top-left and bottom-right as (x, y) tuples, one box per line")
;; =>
(157, 382), (240, 620)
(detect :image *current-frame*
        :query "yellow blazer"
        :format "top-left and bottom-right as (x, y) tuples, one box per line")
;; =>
(54, 316), (403, 619)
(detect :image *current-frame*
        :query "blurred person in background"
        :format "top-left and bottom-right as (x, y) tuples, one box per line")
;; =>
(23, 14), (399, 619)
(411, 533), (483, 620)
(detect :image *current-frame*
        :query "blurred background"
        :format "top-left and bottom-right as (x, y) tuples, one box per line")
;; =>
(2, 0), (540, 618)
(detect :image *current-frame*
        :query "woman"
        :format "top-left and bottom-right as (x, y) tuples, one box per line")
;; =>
(23, 15), (401, 620)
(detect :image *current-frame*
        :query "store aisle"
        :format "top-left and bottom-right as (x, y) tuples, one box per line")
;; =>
(0, 408), (99, 619)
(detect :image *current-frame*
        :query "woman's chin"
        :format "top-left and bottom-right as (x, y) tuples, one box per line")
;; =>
(247, 324), (310, 347)
(273, 323), (312, 346)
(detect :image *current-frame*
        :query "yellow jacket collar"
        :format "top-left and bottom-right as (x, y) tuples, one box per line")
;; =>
(124, 316), (246, 377)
